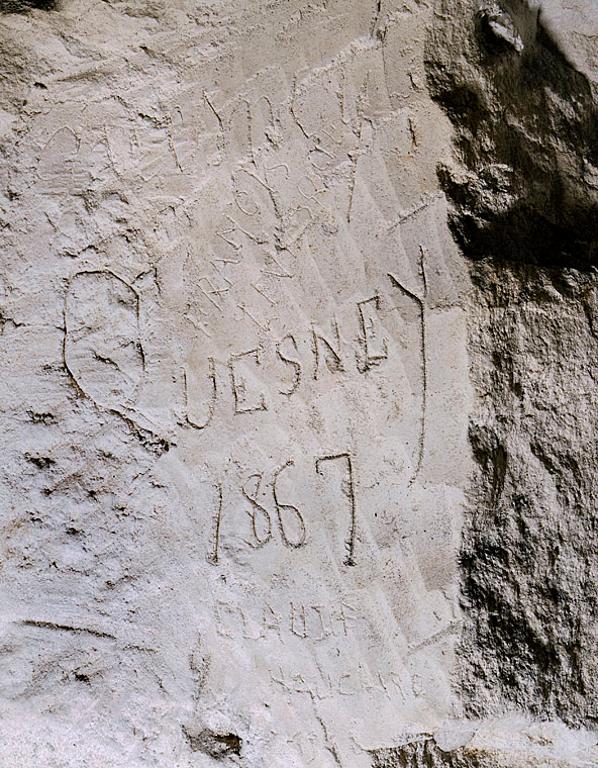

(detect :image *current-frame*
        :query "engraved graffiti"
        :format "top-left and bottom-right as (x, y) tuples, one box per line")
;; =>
(241, 460), (307, 550)
(316, 453), (357, 566)
(64, 270), (144, 408)
(214, 600), (360, 642)
(206, 452), (358, 565)
(184, 295), (391, 427)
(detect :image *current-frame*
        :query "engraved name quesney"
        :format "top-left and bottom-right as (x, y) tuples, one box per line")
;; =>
(64, 270), (426, 435)
(63, 268), (428, 568)
(183, 292), (395, 426)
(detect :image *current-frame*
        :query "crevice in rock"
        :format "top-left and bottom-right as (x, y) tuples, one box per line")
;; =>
(182, 726), (242, 759)
(0, 1), (56, 12)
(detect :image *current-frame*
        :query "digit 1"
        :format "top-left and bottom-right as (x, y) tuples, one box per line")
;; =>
(207, 482), (223, 565)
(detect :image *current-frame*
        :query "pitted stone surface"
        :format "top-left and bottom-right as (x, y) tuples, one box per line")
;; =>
(0, 1), (595, 766)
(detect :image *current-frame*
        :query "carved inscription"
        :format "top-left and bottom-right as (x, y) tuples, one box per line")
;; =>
(240, 461), (306, 549)
(271, 664), (407, 702)
(229, 348), (268, 414)
(207, 483), (223, 565)
(185, 294), (394, 428)
(312, 319), (344, 379)
(316, 454), (357, 566)
(357, 294), (389, 371)
(214, 600), (360, 642)
(241, 472), (273, 547)
(64, 270), (144, 409)
(272, 461), (307, 549)
(184, 358), (217, 430)
(206, 453), (358, 565)
(276, 334), (301, 396)
(39, 28), (463, 754)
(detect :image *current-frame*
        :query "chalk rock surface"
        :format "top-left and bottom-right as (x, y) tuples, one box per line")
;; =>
(0, 1), (595, 766)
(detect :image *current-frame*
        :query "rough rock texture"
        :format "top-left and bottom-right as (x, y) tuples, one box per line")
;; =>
(0, 1), (55, 13)
(0, 0), (596, 766)
(427, 0), (598, 269)
(371, 717), (598, 768)
(462, 261), (598, 728)
(0, 1), (470, 765)
(426, 0), (598, 730)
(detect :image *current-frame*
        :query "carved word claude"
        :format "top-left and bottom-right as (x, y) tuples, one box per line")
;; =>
(215, 600), (359, 643)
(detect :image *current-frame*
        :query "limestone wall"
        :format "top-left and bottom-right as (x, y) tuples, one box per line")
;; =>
(0, 2), (595, 766)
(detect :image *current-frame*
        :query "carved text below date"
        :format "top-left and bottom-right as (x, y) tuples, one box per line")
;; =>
(214, 600), (360, 642)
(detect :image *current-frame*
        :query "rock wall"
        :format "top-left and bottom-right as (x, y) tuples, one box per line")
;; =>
(0, 1), (595, 766)
(426, 0), (598, 730)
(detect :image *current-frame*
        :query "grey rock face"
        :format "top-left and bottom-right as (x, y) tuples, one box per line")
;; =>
(426, 0), (598, 731)
(0, 1), (55, 12)
(427, 0), (598, 269)
(464, 261), (598, 727)
(371, 719), (598, 767)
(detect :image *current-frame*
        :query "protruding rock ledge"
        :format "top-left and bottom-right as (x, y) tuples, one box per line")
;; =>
(371, 717), (598, 768)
